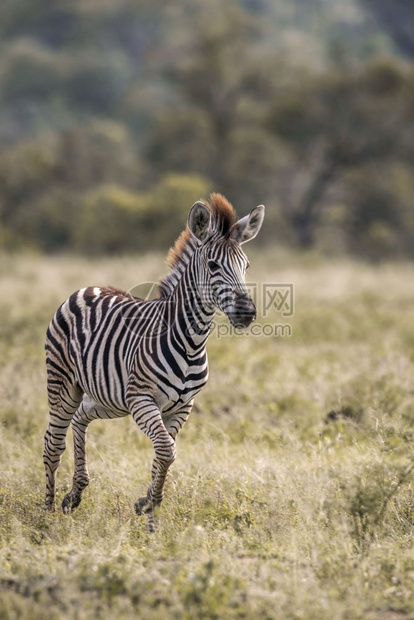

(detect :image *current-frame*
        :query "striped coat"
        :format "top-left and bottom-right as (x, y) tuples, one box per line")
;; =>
(43, 194), (264, 529)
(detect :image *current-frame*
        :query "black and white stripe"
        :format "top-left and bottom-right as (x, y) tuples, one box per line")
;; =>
(43, 194), (264, 528)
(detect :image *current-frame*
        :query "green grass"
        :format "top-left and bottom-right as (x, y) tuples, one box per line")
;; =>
(1, 252), (414, 619)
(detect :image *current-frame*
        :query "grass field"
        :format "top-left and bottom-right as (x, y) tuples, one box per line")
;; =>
(1, 251), (414, 619)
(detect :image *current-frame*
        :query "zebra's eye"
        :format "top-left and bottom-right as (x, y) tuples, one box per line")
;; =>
(208, 259), (221, 274)
(245, 262), (250, 270)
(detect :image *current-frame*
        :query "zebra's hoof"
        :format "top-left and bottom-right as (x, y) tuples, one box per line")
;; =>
(62, 492), (82, 514)
(134, 496), (153, 515)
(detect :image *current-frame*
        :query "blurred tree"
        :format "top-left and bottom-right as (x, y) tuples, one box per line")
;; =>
(268, 58), (414, 248)
(74, 173), (210, 255)
(0, 139), (57, 228)
(0, 39), (67, 103)
(12, 188), (79, 252)
(360, 0), (414, 57)
(55, 121), (139, 190)
(0, 1), (82, 47)
(141, 173), (212, 249)
(74, 185), (146, 255)
(0, 0), (413, 257)
(146, 2), (281, 209)
(343, 162), (414, 259)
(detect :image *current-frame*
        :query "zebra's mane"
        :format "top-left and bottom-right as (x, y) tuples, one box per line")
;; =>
(158, 193), (237, 297)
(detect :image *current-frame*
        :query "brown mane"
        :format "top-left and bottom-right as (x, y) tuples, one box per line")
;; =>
(166, 193), (237, 270)
(159, 193), (237, 296)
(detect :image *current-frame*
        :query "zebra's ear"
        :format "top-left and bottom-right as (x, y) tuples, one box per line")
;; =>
(230, 205), (265, 245)
(188, 201), (212, 243)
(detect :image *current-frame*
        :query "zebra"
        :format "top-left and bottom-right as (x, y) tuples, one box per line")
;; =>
(43, 193), (265, 529)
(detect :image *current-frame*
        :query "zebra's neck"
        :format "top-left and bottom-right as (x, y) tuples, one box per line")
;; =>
(170, 249), (216, 353)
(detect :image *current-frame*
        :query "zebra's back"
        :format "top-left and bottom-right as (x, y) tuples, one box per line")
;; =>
(45, 286), (150, 413)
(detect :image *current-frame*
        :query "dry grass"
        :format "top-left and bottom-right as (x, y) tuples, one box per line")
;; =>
(1, 251), (414, 619)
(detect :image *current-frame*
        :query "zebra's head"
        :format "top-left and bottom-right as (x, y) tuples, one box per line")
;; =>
(188, 199), (265, 328)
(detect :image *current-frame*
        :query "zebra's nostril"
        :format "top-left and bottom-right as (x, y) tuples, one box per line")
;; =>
(234, 295), (256, 316)
(228, 296), (257, 328)
(240, 307), (256, 318)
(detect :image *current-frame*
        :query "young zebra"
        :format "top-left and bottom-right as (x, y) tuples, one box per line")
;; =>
(44, 194), (264, 529)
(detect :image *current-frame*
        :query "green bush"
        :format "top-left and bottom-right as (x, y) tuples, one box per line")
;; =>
(11, 188), (79, 252)
(74, 174), (211, 255)
(74, 185), (146, 254)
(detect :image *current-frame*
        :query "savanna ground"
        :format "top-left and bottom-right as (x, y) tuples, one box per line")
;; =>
(1, 251), (414, 619)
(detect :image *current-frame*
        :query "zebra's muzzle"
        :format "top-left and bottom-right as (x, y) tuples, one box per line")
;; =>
(227, 293), (257, 329)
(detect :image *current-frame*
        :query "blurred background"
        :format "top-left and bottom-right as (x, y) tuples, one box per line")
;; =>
(0, 0), (413, 260)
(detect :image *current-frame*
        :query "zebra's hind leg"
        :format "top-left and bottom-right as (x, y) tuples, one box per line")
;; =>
(62, 397), (125, 513)
(43, 381), (84, 511)
(132, 400), (192, 531)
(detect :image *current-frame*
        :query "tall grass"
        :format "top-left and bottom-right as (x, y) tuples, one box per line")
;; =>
(1, 252), (414, 619)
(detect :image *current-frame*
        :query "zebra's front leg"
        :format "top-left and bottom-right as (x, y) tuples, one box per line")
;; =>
(130, 397), (178, 530)
(147, 406), (192, 499)
(135, 404), (192, 530)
